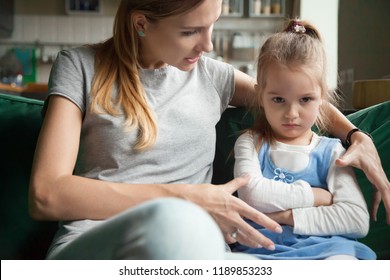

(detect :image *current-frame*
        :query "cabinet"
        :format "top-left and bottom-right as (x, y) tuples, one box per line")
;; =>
(249, 0), (285, 17)
(220, 0), (286, 18)
(214, 0), (288, 76)
(0, 0), (14, 38)
(221, 0), (244, 17)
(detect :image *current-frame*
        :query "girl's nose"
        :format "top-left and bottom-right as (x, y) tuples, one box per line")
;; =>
(285, 104), (299, 119)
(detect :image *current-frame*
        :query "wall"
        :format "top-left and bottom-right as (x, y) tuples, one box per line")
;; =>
(338, 0), (390, 109)
(299, 0), (339, 90)
(7, 0), (120, 46)
(14, 0), (120, 16)
(0, 0), (121, 83)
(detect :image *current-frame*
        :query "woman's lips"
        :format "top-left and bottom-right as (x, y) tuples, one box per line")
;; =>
(186, 56), (201, 64)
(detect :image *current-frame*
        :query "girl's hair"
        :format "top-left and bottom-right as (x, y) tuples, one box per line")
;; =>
(90, 0), (204, 151)
(251, 19), (340, 143)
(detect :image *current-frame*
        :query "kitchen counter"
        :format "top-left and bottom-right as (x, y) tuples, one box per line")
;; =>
(0, 83), (48, 100)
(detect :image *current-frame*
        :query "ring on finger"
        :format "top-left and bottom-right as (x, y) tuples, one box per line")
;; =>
(231, 228), (239, 239)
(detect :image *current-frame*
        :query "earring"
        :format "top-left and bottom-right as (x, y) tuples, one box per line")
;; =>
(137, 30), (145, 37)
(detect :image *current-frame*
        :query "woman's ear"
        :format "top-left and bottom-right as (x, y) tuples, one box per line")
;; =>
(132, 12), (148, 35)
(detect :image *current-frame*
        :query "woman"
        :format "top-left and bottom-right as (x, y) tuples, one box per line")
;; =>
(29, 0), (389, 259)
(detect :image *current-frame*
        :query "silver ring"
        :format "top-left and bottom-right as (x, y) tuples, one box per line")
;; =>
(231, 229), (238, 239)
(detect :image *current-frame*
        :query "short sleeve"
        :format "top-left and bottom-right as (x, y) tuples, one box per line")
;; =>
(200, 56), (235, 112)
(46, 47), (96, 113)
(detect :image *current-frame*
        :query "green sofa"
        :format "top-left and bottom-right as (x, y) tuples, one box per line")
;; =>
(1, 92), (389, 259)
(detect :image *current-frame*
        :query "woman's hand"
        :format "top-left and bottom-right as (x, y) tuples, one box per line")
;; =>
(183, 175), (282, 250)
(336, 131), (390, 224)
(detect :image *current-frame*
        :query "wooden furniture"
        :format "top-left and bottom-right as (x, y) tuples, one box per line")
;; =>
(353, 79), (390, 109)
(0, 82), (48, 100)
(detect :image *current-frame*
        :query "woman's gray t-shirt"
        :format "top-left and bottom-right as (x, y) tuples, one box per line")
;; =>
(47, 46), (235, 245)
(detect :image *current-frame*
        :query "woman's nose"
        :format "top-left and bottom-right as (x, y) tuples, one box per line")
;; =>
(197, 28), (214, 53)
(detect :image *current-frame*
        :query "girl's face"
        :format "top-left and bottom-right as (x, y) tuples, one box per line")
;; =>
(137, 0), (221, 70)
(261, 63), (323, 145)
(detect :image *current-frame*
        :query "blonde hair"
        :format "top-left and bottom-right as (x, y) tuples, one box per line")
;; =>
(251, 19), (340, 143)
(90, 0), (204, 151)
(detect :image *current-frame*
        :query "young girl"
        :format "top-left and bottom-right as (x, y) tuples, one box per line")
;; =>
(233, 19), (376, 259)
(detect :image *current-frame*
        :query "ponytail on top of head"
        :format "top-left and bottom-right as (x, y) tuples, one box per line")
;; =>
(284, 19), (323, 41)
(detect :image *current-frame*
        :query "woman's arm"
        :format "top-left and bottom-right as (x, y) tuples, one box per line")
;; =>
(336, 131), (390, 224)
(29, 95), (281, 249)
(233, 131), (329, 213)
(314, 104), (390, 224)
(290, 143), (370, 239)
(229, 69), (256, 107)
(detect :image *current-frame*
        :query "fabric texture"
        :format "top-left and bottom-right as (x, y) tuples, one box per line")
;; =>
(0, 93), (57, 259)
(345, 101), (390, 259)
(46, 46), (235, 251)
(258, 136), (337, 189)
(233, 132), (376, 259)
(47, 198), (229, 260)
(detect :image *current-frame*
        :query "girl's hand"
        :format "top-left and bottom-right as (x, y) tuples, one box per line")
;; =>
(266, 210), (293, 226)
(312, 187), (333, 207)
(336, 131), (390, 224)
(184, 175), (282, 250)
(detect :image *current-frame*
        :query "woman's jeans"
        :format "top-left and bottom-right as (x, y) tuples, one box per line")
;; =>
(47, 198), (253, 260)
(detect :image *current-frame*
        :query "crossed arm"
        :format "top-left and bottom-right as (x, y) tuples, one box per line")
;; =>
(233, 131), (369, 238)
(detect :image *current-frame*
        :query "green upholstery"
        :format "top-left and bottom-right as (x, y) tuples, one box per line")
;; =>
(0, 93), (57, 259)
(346, 102), (390, 259)
(0, 92), (389, 259)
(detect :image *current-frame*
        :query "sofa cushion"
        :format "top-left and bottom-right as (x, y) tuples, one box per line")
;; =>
(0, 93), (57, 259)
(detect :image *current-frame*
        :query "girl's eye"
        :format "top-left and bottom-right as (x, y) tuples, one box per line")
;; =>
(301, 97), (312, 103)
(272, 97), (284, 103)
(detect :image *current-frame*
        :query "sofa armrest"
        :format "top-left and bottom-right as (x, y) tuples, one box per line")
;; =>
(0, 93), (57, 259)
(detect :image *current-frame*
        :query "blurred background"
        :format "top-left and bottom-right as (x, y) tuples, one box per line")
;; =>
(0, 0), (389, 110)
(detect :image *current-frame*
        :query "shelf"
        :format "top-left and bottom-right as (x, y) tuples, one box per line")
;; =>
(220, 0), (286, 18)
(249, 0), (286, 18)
(214, 17), (285, 32)
(221, 0), (244, 18)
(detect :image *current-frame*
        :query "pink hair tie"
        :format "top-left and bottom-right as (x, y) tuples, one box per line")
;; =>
(291, 22), (306, 34)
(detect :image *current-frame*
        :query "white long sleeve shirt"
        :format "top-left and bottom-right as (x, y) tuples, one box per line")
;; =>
(234, 131), (369, 238)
